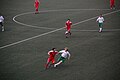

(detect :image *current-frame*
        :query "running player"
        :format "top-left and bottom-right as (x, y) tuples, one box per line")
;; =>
(0, 15), (4, 31)
(54, 47), (71, 67)
(110, 0), (115, 9)
(96, 14), (104, 33)
(45, 48), (58, 69)
(34, 0), (40, 14)
(65, 19), (72, 38)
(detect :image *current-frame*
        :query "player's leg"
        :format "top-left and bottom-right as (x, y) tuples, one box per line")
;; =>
(54, 56), (62, 67)
(49, 59), (55, 68)
(35, 8), (38, 14)
(67, 28), (71, 35)
(35, 5), (39, 14)
(65, 30), (71, 38)
(2, 23), (4, 31)
(54, 61), (62, 67)
(45, 58), (51, 69)
(65, 31), (69, 38)
(110, 0), (115, 9)
(0, 22), (4, 31)
(110, 3), (112, 9)
(112, 2), (115, 9)
(110, 0), (113, 9)
(0, 22), (1, 31)
(99, 23), (103, 32)
(68, 30), (71, 35)
(54, 57), (65, 67)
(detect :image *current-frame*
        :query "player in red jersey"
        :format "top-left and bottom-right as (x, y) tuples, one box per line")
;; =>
(65, 19), (72, 38)
(34, 0), (40, 14)
(45, 48), (58, 69)
(110, 0), (115, 9)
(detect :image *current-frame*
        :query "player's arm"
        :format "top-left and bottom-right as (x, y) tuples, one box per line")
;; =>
(56, 51), (59, 55)
(1, 16), (4, 23)
(68, 52), (71, 60)
(96, 18), (99, 22)
(58, 50), (63, 54)
(48, 51), (51, 55)
(34, 2), (36, 7)
(64, 24), (67, 29)
(71, 23), (72, 28)
(39, 0), (40, 4)
(103, 17), (105, 22)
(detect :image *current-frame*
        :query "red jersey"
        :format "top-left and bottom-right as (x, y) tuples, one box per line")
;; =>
(66, 20), (72, 31)
(48, 50), (58, 59)
(35, 0), (39, 8)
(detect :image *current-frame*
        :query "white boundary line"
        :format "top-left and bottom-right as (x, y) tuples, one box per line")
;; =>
(13, 11), (56, 30)
(0, 9), (120, 49)
(13, 9), (111, 30)
(71, 29), (120, 32)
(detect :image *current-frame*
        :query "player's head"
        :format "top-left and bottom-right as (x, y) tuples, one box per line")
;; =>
(100, 14), (102, 17)
(67, 19), (70, 21)
(52, 48), (56, 51)
(35, 0), (39, 2)
(64, 47), (68, 51)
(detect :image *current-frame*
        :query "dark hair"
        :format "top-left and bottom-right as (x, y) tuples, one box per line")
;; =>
(64, 47), (68, 51)
(52, 48), (56, 50)
(66, 49), (68, 51)
(68, 19), (70, 20)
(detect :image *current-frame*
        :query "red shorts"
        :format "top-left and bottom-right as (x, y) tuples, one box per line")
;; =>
(47, 58), (55, 64)
(110, 0), (115, 6)
(67, 27), (71, 31)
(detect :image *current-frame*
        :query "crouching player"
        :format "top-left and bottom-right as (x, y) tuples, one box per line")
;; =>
(45, 48), (58, 69)
(65, 19), (72, 38)
(54, 47), (71, 67)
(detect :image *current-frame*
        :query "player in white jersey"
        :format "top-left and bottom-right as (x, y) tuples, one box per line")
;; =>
(0, 15), (4, 31)
(96, 14), (104, 33)
(54, 47), (71, 67)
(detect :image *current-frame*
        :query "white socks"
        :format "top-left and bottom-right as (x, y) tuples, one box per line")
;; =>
(99, 28), (102, 32)
(54, 61), (62, 67)
(2, 26), (4, 31)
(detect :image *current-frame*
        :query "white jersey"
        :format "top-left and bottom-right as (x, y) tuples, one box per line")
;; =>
(59, 50), (71, 58)
(0, 16), (4, 22)
(97, 16), (104, 23)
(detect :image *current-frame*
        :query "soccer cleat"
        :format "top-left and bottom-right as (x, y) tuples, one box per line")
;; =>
(2, 29), (4, 32)
(54, 64), (57, 67)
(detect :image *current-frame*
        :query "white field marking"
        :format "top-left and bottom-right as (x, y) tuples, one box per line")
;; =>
(71, 29), (120, 32)
(72, 9), (120, 26)
(13, 21), (57, 30)
(13, 12), (56, 30)
(0, 9), (120, 49)
(0, 28), (63, 49)
(13, 9), (111, 30)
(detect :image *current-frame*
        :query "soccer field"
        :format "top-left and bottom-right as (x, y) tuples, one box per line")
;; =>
(0, 0), (120, 80)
